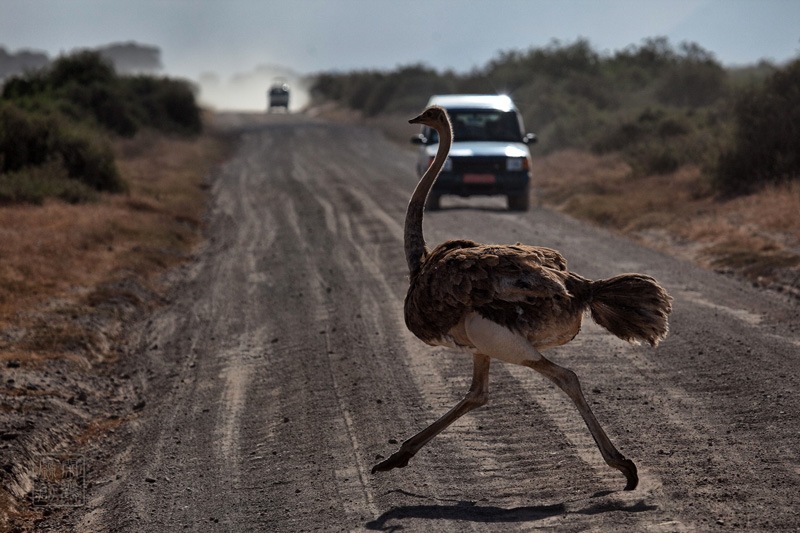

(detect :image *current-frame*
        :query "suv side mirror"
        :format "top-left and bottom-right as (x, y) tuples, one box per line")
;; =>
(411, 134), (427, 145)
(523, 133), (537, 144)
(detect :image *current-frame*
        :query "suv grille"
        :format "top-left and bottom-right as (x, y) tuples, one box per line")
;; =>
(450, 156), (506, 173)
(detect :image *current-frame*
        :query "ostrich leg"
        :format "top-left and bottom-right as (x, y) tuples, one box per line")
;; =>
(523, 356), (638, 490)
(372, 354), (491, 473)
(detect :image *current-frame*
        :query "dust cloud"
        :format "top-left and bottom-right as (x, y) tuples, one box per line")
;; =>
(196, 65), (310, 113)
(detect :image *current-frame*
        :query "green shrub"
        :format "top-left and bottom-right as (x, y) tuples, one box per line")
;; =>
(2, 50), (202, 137)
(54, 124), (124, 192)
(60, 81), (138, 136)
(590, 107), (716, 176)
(48, 50), (116, 88)
(654, 42), (727, 107)
(126, 76), (201, 134)
(0, 101), (124, 195)
(715, 58), (800, 195)
(0, 160), (96, 205)
(309, 37), (732, 167)
(0, 49), (203, 204)
(1, 71), (49, 100)
(0, 101), (56, 171)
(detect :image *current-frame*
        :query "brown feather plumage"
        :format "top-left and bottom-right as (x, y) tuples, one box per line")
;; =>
(405, 240), (594, 349)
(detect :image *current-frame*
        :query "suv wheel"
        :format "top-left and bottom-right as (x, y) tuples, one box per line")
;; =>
(507, 189), (530, 211)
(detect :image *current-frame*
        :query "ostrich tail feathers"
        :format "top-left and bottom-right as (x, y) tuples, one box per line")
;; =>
(589, 274), (672, 347)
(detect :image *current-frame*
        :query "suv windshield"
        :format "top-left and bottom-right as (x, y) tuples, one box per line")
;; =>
(426, 109), (523, 143)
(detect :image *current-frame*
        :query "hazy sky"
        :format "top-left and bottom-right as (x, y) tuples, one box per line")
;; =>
(2, 0), (798, 110)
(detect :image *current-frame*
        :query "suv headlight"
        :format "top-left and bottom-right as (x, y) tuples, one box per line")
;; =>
(506, 157), (528, 171)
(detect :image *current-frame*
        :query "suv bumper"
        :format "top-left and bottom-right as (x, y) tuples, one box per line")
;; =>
(430, 171), (530, 196)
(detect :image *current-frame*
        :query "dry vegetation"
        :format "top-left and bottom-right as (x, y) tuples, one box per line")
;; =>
(0, 130), (226, 360)
(0, 124), (230, 528)
(534, 150), (800, 296)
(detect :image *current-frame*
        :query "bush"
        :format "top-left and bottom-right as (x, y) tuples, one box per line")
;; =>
(48, 50), (116, 88)
(61, 81), (138, 136)
(0, 49), (202, 204)
(309, 37), (729, 165)
(591, 107), (715, 176)
(715, 58), (800, 194)
(1, 71), (49, 100)
(54, 124), (123, 192)
(0, 101), (124, 194)
(656, 63), (727, 108)
(0, 101), (55, 171)
(127, 76), (202, 134)
(0, 160), (96, 205)
(2, 50), (202, 137)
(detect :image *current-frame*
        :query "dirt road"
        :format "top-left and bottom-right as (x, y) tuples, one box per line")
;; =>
(46, 114), (799, 531)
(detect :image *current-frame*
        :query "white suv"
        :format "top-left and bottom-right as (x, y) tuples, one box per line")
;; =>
(412, 94), (536, 210)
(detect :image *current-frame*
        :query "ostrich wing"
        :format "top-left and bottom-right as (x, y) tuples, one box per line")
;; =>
(406, 240), (582, 346)
(422, 241), (572, 308)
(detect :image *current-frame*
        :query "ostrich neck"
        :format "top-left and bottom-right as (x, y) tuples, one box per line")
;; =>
(404, 125), (452, 275)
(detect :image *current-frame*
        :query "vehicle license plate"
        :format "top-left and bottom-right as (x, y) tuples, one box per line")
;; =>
(463, 173), (496, 184)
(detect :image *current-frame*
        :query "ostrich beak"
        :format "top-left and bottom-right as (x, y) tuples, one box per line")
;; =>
(408, 112), (425, 125)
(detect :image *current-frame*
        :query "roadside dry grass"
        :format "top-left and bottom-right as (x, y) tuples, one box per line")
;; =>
(0, 122), (231, 529)
(0, 129), (227, 361)
(534, 150), (800, 297)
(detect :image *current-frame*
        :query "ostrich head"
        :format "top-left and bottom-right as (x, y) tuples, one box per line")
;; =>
(409, 106), (450, 130)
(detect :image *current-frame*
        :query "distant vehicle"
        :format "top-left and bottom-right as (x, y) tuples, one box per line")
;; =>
(268, 82), (290, 112)
(412, 94), (537, 211)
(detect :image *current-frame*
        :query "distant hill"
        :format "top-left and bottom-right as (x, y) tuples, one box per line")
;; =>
(0, 47), (49, 80)
(0, 42), (162, 81)
(96, 42), (162, 74)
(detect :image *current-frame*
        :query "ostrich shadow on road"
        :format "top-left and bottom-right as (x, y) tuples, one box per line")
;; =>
(365, 490), (657, 531)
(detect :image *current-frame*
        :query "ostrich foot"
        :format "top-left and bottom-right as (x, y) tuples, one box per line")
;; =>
(371, 448), (414, 473)
(616, 458), (638, 491)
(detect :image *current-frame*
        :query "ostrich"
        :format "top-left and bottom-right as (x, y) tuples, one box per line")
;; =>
(371, 106), (672, 490)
